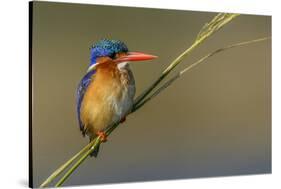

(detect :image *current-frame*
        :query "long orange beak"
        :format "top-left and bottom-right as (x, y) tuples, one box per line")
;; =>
(115, 52), (157, 63)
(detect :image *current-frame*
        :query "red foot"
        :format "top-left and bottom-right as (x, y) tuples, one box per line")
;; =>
(96, 131), (107, 142)
(120, 117), (126, 123)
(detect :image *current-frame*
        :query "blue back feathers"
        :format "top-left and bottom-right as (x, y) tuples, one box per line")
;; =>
(76, 70), (95, 134)
(77, 39), (129, 134)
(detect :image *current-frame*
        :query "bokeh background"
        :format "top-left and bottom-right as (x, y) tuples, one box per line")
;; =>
(31, 1), (271, 187)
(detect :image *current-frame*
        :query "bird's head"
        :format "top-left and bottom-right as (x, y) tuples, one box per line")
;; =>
(87, 39), (157, 72)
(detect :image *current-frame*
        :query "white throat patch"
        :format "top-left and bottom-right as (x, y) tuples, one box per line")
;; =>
(117, 62), (129, 70)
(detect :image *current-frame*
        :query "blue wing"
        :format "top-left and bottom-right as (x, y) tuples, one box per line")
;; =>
(76, 70), (95, 135)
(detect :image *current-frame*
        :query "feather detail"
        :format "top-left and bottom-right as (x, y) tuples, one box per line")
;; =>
(76, 70), (96, 135)
(79, 62), (135, 139)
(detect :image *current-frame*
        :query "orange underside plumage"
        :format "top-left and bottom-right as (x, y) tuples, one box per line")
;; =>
(80, 59), (135, 139)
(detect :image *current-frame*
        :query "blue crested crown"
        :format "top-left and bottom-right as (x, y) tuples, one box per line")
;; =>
(90, 39), (129, 66)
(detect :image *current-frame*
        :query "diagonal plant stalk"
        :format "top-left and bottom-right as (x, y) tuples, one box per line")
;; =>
(55, 137), (101, 187)
(133, 13), (239, 108)
(40, 13), (243, 187)
(55, 120), (121, 187)
(133, 37), (270, 112)
(39, 139), (96, 187)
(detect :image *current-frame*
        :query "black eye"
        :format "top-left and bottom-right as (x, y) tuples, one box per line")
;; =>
(110, 53), (116, 59)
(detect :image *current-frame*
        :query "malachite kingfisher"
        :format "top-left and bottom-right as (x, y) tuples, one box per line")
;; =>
(76, 39), (157, 157)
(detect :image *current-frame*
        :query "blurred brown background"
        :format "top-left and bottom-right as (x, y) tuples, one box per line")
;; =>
(31, 1), (271, 187)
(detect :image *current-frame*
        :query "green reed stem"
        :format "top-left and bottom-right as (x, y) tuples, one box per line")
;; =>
(39, 139), (96, 187)
(133, 37), (270, 111)
(133, 13), (239, 108)
(55, 138), (101, 187)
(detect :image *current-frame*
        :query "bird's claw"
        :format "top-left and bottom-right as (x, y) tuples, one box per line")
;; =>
(120, 117), (126, 123)
(96, 131), (107, 142)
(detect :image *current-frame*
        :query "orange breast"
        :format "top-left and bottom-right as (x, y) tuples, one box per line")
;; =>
(80, 63), (125, 137)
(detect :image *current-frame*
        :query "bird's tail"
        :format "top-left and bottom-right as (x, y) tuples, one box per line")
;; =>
(89, 137), (100, 158)
(90, 143), (100, 157)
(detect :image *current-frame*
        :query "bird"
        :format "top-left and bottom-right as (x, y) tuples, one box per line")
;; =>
(76, 39), (157, 157)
